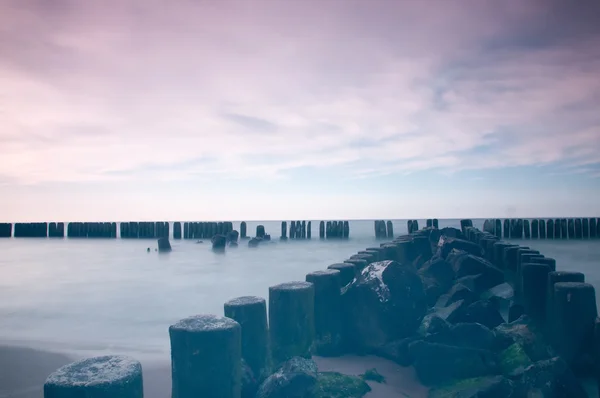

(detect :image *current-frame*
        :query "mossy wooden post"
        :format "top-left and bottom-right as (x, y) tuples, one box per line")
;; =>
(269, 281), (315, 367)
(44, 355), (143, 398)
(386, 220), (394, 238)
(327, 263), (356, 286)
(306, 270), (342, 356)
(169, 315), (241, 398)
(574, 218), (583, 239)
(503, 219), (510, 238)
(280, 221), (287, 240)
(582, 218), (589, 239)
(545, 271), (585, 343)
(319, 221), (325, 239)
(591, 218), (598, 238)
(240, 222), (247, 239)
(552, 282), (598, 368)
(224, 296), (270, 381)
(433, 218), (439, 229)
(521, 263), (552, 325)
(307, 221), (312, 239)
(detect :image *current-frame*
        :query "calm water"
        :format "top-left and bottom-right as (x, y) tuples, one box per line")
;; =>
(1, 219), (599, 362)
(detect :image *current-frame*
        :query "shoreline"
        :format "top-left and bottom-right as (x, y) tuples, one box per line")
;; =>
(0, 344), (428, 398)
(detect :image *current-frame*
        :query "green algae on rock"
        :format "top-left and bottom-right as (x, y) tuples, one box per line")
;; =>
(314, 372), (371, 398)
(428, 376), (514, 398)
(360, 368), (385, 383)
(498, 343), (532, 376)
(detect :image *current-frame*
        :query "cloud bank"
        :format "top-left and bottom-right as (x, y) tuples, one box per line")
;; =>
(0, 0), (599, 189)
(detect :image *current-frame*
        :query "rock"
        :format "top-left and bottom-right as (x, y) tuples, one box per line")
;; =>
(426, 322), (495, 351)
(211, 234), (227, 250)
(418, 258), (454, 292)
(448, 299), (505, 329)
(408, 340), (498, 385)
(313, 371), (371, 398)
(373, 336), (419, 366)
(248, 237), (262, 248)
(341, 260), (427, 351)
(438, 237), (482, 259)
(455, 273), (503, 296)
(157, 237), (172, 252)
(422, 276), (446, 307)
(256, 357), (318, 398)
(439, 227), (465, 239)
(494, 316), (554, 362)
(417, 315), (451, 337)
(241, 359), (258, 398)
(498, 343), (533, 376)
(515, 357), (587, 398)
(229, 241), (238, 247)
(436, 283), (478, 308)
(453, 255), (504, 288)
(428, 376), (514, 398)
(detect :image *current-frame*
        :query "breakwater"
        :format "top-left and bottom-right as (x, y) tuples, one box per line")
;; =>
(0, 220), (352, 239)
(40, 219), (600, 397)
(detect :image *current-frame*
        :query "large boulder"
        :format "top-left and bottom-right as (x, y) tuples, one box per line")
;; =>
(248, 237), (262, 247)
(408, 340), (498, 385)
(453, 255), (504, 286)
(439, 227), (465, 239)
(438, 237), (482, 259)
(373, 336), (420, 366)
(447, 299), (505, 329)
(341, 260), (427, 351)
(228, 230), (240, 243)
(418, 258), (454, 291)
(455, 272), (504, 296)
(426, 322), (495, 351)
(256, 357), (318, 398)
(435, 283), (478, 308)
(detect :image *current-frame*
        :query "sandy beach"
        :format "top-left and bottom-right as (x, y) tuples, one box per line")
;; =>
(0, 345), (428, 398)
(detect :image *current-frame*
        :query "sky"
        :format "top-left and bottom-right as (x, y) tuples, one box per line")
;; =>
(1, 0), (599, 222)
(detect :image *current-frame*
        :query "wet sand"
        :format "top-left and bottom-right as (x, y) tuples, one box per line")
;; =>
(0, 345), (427, 398)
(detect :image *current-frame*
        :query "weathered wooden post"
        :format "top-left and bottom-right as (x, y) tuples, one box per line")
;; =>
(290, 221), (296, 239)
(327, 263), (356, 286)
(386, 220), (394, 238)
(561, 219), (568, 239)
(554, 218), (561, 238)
(575, 218), (583, 239)
(552, 282), (597, 368)
(546, 272), (586, 342)
(306, 270), (342, 356)
(591, 218), (598, 238)
(547, 219), (554, 239)
(531, 219), (539, 239)
(301, 221), (306, 239)
(174, 222), (182, 239)
(169, 315), (241, 398)
(523, 219), (531, 239)
(281, 221), (287, 240)
(432, 218), (439, 229)
(583, 218), (589, 238)
(269, 282), (315, 366)
(407, 220), (413, 234)
(521, 262), (552, 324)
(256, 225), (265, 239)
(240, 222), (247, 239)
(44, 356), (143, 398)
(224, 296), (270, 381)
(495, 219), (502, 238)
(503, 219), (510, 238)
(307, 221), (312, 239)
(539, 219), (546, 239)
(426, 219), (433, 228)
(319, 221), (325, 239)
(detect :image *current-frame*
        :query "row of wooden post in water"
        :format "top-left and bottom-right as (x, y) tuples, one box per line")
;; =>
(0, 220), (351, 239)
(373, 219), (427, 238)
(481, 217), (600, 239)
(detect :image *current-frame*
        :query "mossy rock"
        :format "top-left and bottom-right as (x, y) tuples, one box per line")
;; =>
(314, 371), (371, 398)
(429, 376), (513, 398)
(360, 368), (385, 383)
(498, 343), (532, 376)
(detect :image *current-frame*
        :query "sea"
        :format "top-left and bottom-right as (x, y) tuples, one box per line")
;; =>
(1, 219), (600, 364)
